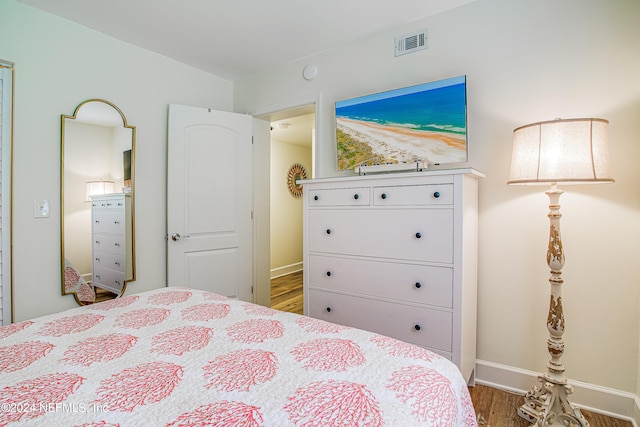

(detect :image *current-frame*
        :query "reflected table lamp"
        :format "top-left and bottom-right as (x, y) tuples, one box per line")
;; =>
(507, 118), (613, 426)
(85, 180), (115, 202)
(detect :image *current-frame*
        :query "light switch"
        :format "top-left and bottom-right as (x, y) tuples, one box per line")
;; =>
(33, 199), (49, 218)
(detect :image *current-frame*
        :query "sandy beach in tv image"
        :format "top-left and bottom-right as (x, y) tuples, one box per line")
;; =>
(336, 76), (467, 170)
(336, 117), (466, 165)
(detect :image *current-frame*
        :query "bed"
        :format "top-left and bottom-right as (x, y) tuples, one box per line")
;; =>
(63, 258), (96, 304)
(1, 287), (477, 426)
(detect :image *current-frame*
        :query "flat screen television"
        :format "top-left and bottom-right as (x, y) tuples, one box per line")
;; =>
(335, 75), (467, 171)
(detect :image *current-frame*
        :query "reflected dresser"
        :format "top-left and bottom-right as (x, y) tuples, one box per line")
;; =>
(91, 193), (132, 296)
(301, 169), (483, 384)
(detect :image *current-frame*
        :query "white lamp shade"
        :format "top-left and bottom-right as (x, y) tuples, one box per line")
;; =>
(507, 118), (614, 185)
(86, 180), (115, 201)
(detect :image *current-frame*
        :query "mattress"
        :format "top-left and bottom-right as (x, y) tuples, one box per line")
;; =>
(0, 287), (477, 426)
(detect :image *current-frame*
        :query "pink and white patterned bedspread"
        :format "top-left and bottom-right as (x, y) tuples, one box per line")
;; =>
(0, 287), (477, 426)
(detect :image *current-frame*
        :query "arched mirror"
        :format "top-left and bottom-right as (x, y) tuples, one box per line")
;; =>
(61, 99), (135, 305)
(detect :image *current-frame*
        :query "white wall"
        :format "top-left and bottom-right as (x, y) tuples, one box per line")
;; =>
(1, 0), (234, 321)
(270, 140), (312, 277)
(235, 0), (640, 402)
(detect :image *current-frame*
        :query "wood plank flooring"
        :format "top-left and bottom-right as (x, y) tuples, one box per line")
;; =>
(270, 270), (303, 314)
(469, 384), (631, 426)
(270, 273), (631, 426)
(94, 287), (118, 303)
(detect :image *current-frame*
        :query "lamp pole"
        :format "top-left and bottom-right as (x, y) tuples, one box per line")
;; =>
(517, 183), (589, 426)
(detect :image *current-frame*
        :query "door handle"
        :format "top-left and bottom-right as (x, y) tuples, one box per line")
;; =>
(171, 233), (190, 241)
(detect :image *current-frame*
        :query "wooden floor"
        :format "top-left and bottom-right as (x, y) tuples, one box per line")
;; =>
(470, 384), (631, 426)
(270, 273), (631, 426)
(270, 270), (303, 314)
(94, 287), (119, 303)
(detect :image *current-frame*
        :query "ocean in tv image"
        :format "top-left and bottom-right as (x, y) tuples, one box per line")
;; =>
(335, 76), (467, 170)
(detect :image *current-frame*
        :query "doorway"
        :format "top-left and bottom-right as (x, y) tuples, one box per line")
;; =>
(257, 104), (315, 314)
(0, 61), (13, 325)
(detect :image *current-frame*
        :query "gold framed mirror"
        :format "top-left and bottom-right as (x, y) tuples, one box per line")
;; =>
(61, 99), (135, 305)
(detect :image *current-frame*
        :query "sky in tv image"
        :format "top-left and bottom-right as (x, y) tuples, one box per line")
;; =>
(335, 76), (467, 170)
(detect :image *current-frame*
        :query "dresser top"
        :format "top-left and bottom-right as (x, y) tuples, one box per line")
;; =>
(90, 192), (131, 199)
(300, 167), (484, 186)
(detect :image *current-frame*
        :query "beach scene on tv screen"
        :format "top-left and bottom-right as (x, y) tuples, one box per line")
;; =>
(336, 76), (467, 170)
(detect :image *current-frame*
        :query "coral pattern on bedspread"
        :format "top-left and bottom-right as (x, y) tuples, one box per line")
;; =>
(0, 287), (477, 426)
(63, 258), (95, 304)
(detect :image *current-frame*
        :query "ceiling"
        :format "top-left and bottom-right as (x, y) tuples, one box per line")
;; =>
(270, 113), (316, 146)
(19, 0), (476, 147)
(18, 0), (477, 82)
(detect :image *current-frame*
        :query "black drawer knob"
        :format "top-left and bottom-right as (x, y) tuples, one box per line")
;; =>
(326, 307), (332, 313)
(381, 193), (387, 199)
(415, 282), (422, 289)
(415, 232), (422, 239)
(354, 193), (359, 200)
(414, 325), (421, 331)
(326, 271), (332, 277)
(326, 229), (332, 235)
(433, 191), (441, 198)
(314, 195), (319, 201)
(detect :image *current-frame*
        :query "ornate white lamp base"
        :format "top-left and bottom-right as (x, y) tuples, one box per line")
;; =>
(517, 184), (590, 427)
(518, 375), (589, 426)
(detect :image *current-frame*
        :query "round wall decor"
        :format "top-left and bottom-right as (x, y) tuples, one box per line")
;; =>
(287, 163), (307, 198)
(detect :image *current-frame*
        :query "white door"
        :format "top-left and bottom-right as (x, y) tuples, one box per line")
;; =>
(167, 104), (253, 301)
(0, 63), (13, 325)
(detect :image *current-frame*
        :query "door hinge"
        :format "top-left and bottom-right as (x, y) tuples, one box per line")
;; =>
(251, 210), (254, 220)
(252, 136), (254, 144)
(251, 286), (254, 294)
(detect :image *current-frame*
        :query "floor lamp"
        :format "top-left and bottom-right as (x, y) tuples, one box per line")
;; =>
(507, 118), (613, 426)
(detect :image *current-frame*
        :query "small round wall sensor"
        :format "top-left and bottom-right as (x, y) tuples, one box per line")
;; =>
(303, 64), (318, 81)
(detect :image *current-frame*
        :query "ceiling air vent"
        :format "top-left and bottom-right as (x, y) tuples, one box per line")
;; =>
(394, 30), (428, 57)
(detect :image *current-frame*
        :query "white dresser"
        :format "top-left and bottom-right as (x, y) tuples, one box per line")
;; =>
(91, 193), (132, 296)
(302, 169), (482, 384)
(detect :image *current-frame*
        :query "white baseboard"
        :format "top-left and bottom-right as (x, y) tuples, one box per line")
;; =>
(475, 359), (639, 426)
(270, 262), (303, 279)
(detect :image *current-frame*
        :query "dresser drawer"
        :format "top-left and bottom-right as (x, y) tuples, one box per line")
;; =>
(92, 210), (126, 234)
(93, 250), (126, 273)
(92, 198), (127, 209)
(308, 255), (453, 308)
(93, 233), (127, 254)
(373, 184), (453, 206)
(93, 266), (126, 294)
(308, 187), (370, 206)
(308, 209), (453, 263)
(308, 289), (452, 352)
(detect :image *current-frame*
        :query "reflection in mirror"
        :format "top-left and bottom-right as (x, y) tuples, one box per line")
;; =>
(61, 99), (135, 305)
